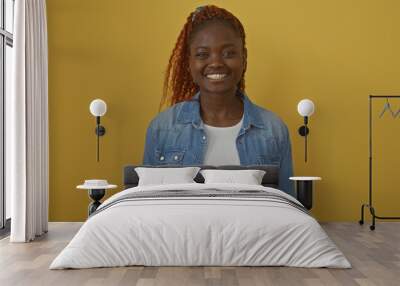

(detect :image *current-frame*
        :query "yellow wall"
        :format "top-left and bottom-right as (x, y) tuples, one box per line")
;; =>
(47, 0), (400, 221)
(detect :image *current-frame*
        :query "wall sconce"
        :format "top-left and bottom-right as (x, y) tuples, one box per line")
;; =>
(89, 99), (107, 162)
(297, 99), (315, 162)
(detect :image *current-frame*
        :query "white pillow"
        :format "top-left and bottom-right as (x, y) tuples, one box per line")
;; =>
(200, 169), (266, 185)
(135, 167), (201, 186)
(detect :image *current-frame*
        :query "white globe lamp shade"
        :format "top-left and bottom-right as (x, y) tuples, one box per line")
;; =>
(297, 99), (315, 117)
(90, 99), (107, 117)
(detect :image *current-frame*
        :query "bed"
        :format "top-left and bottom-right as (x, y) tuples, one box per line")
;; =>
(50, 165), (351, 269)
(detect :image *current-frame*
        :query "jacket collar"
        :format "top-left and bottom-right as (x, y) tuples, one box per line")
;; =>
(176, 91), (266, 130)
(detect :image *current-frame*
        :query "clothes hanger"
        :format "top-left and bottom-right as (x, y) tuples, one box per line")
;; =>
(392, 100), (400, 118)
(379, 97), (396, 118)
(393, 107), (400, 118)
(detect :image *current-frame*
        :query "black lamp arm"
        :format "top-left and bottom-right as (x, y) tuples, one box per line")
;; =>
(297, 116), (310, 162)
(95, 116), (106, 136)
(94, 116), (106, 162)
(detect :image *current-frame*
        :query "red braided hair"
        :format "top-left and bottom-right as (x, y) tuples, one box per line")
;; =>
(160, 5), (247, 109)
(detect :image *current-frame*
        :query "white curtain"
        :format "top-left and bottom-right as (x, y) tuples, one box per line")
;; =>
(8, 0), (49, 242)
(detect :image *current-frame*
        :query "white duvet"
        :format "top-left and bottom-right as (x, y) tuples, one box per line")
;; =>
(50, 183), (351, 269)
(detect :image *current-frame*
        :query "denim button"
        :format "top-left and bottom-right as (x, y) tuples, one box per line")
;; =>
(160, 156), (165, 161)
(174, 155), (178, 160)
(202, 135), (206, 140)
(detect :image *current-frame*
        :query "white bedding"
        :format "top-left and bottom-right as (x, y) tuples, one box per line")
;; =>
(50, 183), (351, 269)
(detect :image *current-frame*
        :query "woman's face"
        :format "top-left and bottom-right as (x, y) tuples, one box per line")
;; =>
(189, 21), (246, 96)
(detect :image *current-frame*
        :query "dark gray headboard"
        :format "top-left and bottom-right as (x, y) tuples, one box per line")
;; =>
(123, 165), (279, 189)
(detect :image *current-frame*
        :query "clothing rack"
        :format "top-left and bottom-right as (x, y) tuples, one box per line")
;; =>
(359, 95), (400, 230)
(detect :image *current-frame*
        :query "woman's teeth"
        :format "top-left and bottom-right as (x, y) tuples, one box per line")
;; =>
(206, 74), (227, 80)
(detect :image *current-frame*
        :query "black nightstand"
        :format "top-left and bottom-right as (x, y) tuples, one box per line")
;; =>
(289, 177), (321, 210)
(77, 180), (117, 216)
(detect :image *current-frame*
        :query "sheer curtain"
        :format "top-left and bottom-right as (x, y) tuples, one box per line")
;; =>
(8, 0), (49, 242)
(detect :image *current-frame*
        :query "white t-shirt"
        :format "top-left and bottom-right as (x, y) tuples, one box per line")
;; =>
(203, 117), (243, 166)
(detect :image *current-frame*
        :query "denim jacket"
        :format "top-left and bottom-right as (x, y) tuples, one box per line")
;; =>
(143, 92), (294, 196)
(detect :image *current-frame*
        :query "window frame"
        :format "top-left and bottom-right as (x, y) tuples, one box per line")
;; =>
(0, 0), (14, 232)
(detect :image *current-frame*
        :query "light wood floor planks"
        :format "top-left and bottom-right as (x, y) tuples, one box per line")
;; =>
(0, 222), (399, 286)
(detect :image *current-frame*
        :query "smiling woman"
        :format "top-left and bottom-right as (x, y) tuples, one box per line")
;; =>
(143, 5), (295, 196)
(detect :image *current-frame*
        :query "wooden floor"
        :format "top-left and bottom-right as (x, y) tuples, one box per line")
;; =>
(0, 222), (399, 286)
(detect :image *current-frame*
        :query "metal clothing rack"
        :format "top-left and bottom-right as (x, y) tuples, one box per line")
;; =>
(359, 95), (400, 230)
